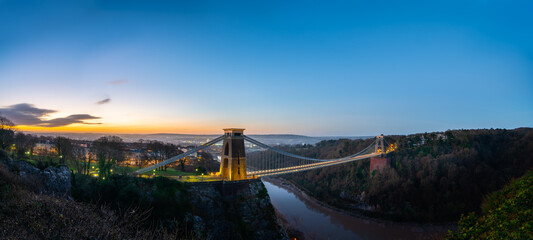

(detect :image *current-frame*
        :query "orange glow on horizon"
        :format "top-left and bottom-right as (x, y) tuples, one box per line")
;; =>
(15, 124), (233, 135)
(16, 124), (272, 135)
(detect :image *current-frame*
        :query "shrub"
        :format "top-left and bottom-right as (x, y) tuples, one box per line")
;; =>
(445, 171), (533, 239)
(71, 174), (190, 225)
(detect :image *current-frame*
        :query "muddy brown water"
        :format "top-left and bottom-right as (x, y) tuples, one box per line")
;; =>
(263, 179), (451, 240)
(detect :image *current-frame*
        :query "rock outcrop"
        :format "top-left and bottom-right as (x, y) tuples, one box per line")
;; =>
(187, 179), (288, 240)
(0, 156), (71, 196)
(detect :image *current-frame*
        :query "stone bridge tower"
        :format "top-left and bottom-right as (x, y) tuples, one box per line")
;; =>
(374, 135), (385, 155)
(218, 128), (247, 181)
(370, 135), (390, 173)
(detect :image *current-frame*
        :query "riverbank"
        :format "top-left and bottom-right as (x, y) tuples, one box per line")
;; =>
(264, 176), (454, 239)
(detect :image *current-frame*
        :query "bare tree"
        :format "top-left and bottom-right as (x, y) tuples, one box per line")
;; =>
(147, 141), (182, 171)
(71, 144), (89, 174)
(55, 137), (73, 165)
(92, 136), (125, 179)
(14, 132), (36, 159)
(0, 115), (16, 150)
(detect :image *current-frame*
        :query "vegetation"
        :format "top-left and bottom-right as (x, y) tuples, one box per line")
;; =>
(446, 171), (533, 239)
(71, 173), (191, 225)
(0, 115), (285, 239)
(0, 157), (187, 239)
(113, 164), (197, 176)
(146, 140), (183, 171)
(0, 115), (15, 150)
(282, 128), (533, 222)
(92, 136), (126, 179)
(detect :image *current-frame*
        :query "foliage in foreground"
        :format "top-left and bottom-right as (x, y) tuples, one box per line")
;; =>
(0, 162), (187, 239)
(445, 170), (533, 240)
(71, 173), (190, 225)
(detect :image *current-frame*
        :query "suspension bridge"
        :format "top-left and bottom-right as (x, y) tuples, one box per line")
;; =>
(133, 128), (396, 181)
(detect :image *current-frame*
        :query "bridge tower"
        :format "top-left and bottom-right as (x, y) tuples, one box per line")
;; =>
(375, 135), (386, 155)
(218, 128), (247, 181)
(370, 135), (390, 173)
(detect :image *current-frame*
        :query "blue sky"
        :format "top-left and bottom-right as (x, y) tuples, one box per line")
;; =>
(0, 0), (532, 136)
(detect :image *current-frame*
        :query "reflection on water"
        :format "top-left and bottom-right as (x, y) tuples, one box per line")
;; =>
(263, 179), (446, 240)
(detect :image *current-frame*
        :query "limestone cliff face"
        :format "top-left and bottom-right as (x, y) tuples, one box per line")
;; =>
(187, 179), (288, 240)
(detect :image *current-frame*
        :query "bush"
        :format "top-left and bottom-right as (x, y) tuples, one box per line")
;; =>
(445, 171), (533, 239)
(71, 174), (190, 225)
(0, 149), (9, 160)
(0, 184), (182, 239)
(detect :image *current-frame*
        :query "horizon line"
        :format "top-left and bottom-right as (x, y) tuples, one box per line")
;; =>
(16, 126), (532, 138)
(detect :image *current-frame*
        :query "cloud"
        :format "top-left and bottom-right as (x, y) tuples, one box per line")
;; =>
(0, 103), (101, 127)
(107, 79), (128, 85)
(96, 98), (111, 105)
(41, 114), (101, 127)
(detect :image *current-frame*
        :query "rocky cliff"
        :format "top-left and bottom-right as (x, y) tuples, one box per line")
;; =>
(188, 180), (287, 240)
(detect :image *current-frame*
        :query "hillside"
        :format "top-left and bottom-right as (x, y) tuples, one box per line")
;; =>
(445, 171), (533, 239)
(0, 152), (287, 240)
(281, 128), (533, 222)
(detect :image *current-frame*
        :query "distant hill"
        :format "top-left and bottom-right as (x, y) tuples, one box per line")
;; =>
(25, 132), (372, 146)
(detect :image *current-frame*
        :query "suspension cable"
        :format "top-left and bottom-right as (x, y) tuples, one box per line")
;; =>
(132, 135), (224, 174)
(244, 135), (376, 162)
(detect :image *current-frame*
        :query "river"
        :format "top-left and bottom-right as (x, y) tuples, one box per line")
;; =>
(263, 179), (449, 240)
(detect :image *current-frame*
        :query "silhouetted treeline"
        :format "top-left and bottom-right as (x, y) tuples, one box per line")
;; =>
(282, 128), (533, 222)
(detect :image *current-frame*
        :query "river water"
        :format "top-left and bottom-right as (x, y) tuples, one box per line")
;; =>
(263, 179), (448, 240)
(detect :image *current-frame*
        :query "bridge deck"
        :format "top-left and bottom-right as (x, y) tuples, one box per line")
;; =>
(248, 152), (381, 177)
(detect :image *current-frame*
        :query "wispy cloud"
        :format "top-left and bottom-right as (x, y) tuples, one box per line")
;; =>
(107, 79), (128, 85)
(96, 98), (111, 105)
(0, 103), (101, 127)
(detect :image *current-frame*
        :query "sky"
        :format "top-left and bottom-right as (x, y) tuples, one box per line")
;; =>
(0, 0), (532, 136)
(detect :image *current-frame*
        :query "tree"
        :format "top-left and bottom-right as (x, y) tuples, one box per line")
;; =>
(147, 141), (165, 170)
(55, 137), (73, 165)
(92, 136), (125, 179)
(445, 171), (533, 240)
(278, 128), (533, 222)
(14, 132), (36, 158)
(0, 115), (15, 150)
(198, 151), (218, 172)
(147, 141), (180, 171)
(71, 144), (89, 174)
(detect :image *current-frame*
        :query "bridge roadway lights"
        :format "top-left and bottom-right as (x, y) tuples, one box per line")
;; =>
(218, 128), (247, 181)
(135, 131), (392, 180)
